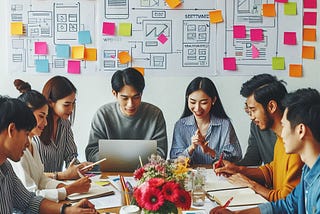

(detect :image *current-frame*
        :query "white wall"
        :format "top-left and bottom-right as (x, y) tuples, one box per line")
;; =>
(1, 0), (320, 162)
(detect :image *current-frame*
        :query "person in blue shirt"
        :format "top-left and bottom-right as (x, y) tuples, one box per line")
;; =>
(210, 88), (320, 214)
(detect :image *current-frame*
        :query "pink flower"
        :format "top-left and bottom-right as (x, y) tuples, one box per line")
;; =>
(175, 189), (191, 210)
(142, 187), (164, 211)
(162, 181), (179, 203)
(148, 178), (165, 188)
(133, 167), (145, 180)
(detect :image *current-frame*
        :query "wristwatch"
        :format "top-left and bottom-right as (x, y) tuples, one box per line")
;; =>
(60, 203), (72, 214)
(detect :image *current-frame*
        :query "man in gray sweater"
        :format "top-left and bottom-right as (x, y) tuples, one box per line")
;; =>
(85, 68), (168, 166)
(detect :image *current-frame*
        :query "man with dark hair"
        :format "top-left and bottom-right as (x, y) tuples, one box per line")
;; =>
(211, 88), (320, 214)
(214, 74), (303, 201)
(0, 96), (96, 213)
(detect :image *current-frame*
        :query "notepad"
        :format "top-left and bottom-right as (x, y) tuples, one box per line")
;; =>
(67, 183), (114, 201)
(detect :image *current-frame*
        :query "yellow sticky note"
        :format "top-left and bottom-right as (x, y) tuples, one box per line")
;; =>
(118, 51), (131, 64)
(303, 28), (316, 41)
(209, 10), (223, 24)
(85, 48), (97, 61)
(165, 0), (181, 8)
(118, 23), (132, 36)
(262, 4), (276, 17)
(71, 46), (85, 59)
(284, 2), (297, 15)
(302, 46), (315, 59)
(94, 181), (110, 187)
(289, 64), (302, 77)
(133, 67), (145, 76)
(272, 57), (285, 70)
(11, 22), (23, 35)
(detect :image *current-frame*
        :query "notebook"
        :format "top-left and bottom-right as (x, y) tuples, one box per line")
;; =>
(67, 182), (115, 201)
(98, 139), (157, 172)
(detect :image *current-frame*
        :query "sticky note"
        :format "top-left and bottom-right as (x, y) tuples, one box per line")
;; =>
(304, 12), (317, 25)
(11, 22), (23, 35)
(304, 0), (317, 9)
(71, 46), (85, 59)
(303, 28), (316, 41)
(275, 0), (288, 2)
(118, 23), (132, 36)
(68, 60), (81, 74)
(94, 181), (110, 186)
(252, 44), (259, 58)
(133, 67), (145, 76)
(223, 57), (236, 71)
(209, 10), (223, 24)
(289, 64), (302, 77)
(56, 44), (70, 58)
(78, 31), (91, 44)
(284, 2), (297, 15)
(102, 22), (116, 35)
(302, 46), (315, 59)
(158, 33), (168, 44)
(35, 59), (49, 73)
(284, 32), (297, 45)
(272, 57), (285, 70)
(84, 48), (97, 61)
(250, 29), (263, 41)
(118, 51), (131, 64)
(165, 0), (181, 9)
(233, 25), (246, 39)
(262, 4), (276, 17)
(34, 42), (48, 55)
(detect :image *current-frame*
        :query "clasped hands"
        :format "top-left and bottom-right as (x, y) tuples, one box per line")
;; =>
(189, 129), (216, 157)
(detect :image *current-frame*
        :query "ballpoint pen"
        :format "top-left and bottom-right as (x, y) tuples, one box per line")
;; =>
(214, 152), (224, 169)
(222, 196), (234, 208)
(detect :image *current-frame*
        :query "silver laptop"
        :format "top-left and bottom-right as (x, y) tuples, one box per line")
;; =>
(98, 139), (157, 172)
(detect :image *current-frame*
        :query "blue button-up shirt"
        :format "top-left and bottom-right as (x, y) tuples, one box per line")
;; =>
(259, 155), (320, 214)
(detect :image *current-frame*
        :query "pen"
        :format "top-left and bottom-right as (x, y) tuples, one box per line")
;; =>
(69, 157), (77, 167)
(222, 196), (233, 208)
(81, 158), (107, 170)
(214, 153), (224, 169)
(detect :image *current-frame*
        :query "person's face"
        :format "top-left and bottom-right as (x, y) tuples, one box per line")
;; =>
(281, 109), (302, 154)
(31, 105), (48, 137)
(113, 85), (142, 117)
(246, 95), (273, 130)
(188, 90), (214, 120)
(50, 92), (76, 120)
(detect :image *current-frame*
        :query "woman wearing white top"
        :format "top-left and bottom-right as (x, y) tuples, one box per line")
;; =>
(11, 79), (91, 201)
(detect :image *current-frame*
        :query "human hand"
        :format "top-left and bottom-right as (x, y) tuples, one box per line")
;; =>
(210, 206), (233, 214)
(65, 176), (91, 195)
(65, 199), (97, 214)
(228, 173), (251, 187)
(213, 160), (238, 177)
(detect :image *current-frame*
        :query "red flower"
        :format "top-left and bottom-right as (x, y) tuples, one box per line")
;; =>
(175, 189), (191, 210)
(142, 187), (165, 211)
(148, 178), (165, 188)
(133, 167), (145, 180)
(162, 181), (179, 203)
(133, 187), (143, 206)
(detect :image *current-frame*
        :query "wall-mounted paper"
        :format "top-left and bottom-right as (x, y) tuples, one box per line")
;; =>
(303, 28), (316, 41)
(250, 29), (263, 41)
(118, 51), (131, 64)
(56, 44), (70, 58)
(284, 2), (297, 15)
(78, 31), (92, 44)
(302, 46), (315, 59)
(158, 34), (168, 44)
(262, 4), (276, 17)
(289, 64), (302, 77)
(209, 10), (223, 23)
(68, 60), (81, 74)
(35, 59), (49, 73)
(284, 32), (296, 45)
(303, 0), (317, 9)
(34, 42), (48, 55)
(11, 22), (23, 35)
(303, 12), (317, 25)
(85, 48), (97, 61)
(102, 22), (116, 35)
(233, 25), (246, 39)
(71, 46), (85, 59)
(223, 57), (236, 71)
(118, 23), (132, 36)
(272, 57), (285, 70)
(165, 0), (181, 9)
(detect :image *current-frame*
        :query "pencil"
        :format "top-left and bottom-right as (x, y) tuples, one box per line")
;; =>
(69, 157), (77, 167)
(81, 158), (107, 170)
(139, 155), (143, 167)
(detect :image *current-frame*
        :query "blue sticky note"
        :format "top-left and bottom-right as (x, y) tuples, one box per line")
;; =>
(56, 44), (70, 58)
(78, 31), (91, 44)
(35, 59), (49, 73)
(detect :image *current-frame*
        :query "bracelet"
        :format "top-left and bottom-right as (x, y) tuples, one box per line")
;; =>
(60, 203), (72, 214)
(53, 171), (59, 180)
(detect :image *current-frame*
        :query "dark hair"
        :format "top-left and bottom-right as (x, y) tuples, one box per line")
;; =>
(41, 76), (77, 145)
(14, 79), (48, 112)
(111, 67), (145, 94)
(0, 95), (36, 132)
(181, 77), (229, 119)
(240, 74), (287, 112)
(282, 88), (320, 143)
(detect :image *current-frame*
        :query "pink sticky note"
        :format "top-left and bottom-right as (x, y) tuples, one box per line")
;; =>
(304, 12), (317, 25)
(284, 32), (297, 45)
(252, 44), (259, 58)
(34, 42), (48, 55)
(68, 60), (80, 74)
(233, 25), (246, 38)
(275, 0), (288, 3)
(250, 29), (263, 41)
(102, 22), (116, 35)
(304, 0), (317, 8)
(223, 57), (236, 71)
(158, 33), (168, 44)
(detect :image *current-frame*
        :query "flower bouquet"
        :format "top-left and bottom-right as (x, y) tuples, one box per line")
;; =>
(133, 155), (192, 214)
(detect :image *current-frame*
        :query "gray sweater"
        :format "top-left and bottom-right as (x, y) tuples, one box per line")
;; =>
(85, 102), (168, 163)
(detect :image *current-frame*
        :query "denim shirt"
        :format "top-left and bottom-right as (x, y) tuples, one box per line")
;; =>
(259, 155), (320, 214)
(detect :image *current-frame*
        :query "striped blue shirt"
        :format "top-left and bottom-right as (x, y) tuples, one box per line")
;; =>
(0, 160), (43, 213)
(170, 114), (242, 164)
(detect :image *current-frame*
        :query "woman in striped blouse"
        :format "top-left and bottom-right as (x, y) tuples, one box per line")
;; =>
(170, 77), (242, 165)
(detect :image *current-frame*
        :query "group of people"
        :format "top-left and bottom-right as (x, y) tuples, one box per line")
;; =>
(0, 67), (319, 213)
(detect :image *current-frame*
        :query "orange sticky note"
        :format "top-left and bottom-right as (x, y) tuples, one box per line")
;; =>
(71, 46), (85, 59)
(133, 67), (145, 76)
(11, 22), (23, 35)
(263, 4), (276, 17)
(165, 0), (181, 8)
(303, 28), (316, 41)
(209, 10), (223, 23)
(289, 64), (302, 77)
(84, 48), (97, 61)
(302, 46), (315, 59)
(118, 51), (131, 64)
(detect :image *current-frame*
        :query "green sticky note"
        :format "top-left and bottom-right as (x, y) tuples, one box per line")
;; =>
(272, 57), (285, 70)
(118, 23), (132, 36)
(284, 2), (297, 15)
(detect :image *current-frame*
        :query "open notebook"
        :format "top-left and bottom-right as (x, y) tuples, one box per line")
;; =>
(67, 182), (115, 201)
